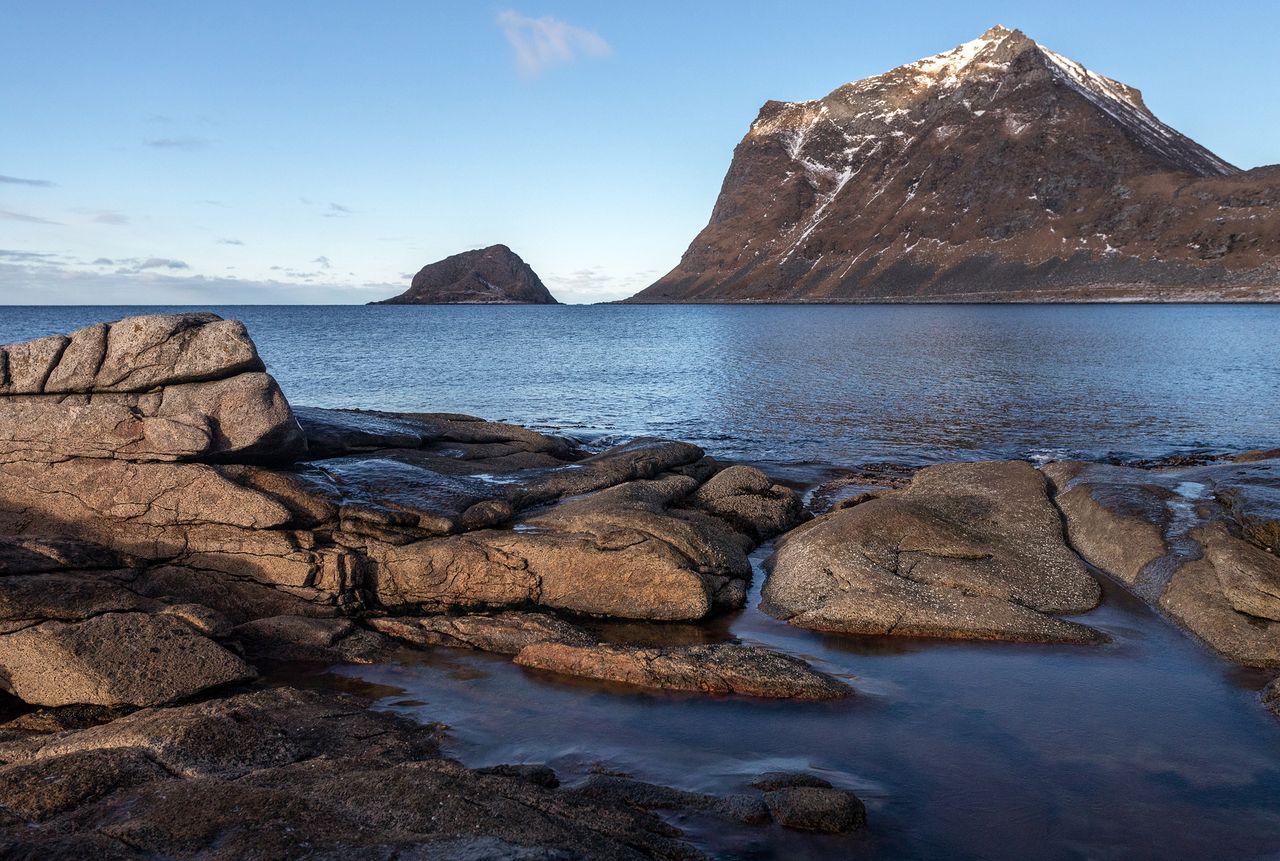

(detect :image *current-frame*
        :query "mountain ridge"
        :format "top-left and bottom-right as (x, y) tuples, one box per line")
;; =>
(627, 26), (1279, 303)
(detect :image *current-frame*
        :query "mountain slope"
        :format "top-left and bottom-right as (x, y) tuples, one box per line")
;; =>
(374, 245), (559, 305)
(629, 26), (1280, 303)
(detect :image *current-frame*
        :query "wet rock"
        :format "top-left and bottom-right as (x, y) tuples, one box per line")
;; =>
(749, 771), (834, 791)
(514, 642), (852, 699)
(762, 786), (866, 833)
(763, 461), (1103, 643)
(1043, 461), (1171, 585)
(1159, 524), (1280, 667)
(0, 687), (707, 860)
(228, 615), (387, 664)
(369, 611), (594, 655)
(1049, 458), (1280, 667)
(1264, 677), (1280, 718)
(0, 612), (254, 707)
(566, 774), (770, 825)
(475, 763), (561, 788)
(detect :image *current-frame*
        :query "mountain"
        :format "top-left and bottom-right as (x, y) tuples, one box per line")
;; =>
(374, 245), (559, 304)
(628, 26), (1280, 303)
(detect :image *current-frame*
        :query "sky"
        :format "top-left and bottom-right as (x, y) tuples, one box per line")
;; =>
(2, 0), (1277, 305)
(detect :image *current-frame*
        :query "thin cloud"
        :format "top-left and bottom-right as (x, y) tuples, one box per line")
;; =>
(496, 10), (610, 78)
(0, 249), (60, 262)
(0, 209), (61, 225)
(217, 238), (245, 245)
(92, 211), (130, 225)
(322, 202), (353, 218)
(0, 174), (55, 187)
(145, 136), (210, 151)
(111, 257), (190, 274)
(313, 255), (332, 269)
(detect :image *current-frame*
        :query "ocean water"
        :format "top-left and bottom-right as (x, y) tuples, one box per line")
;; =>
(4, 303), (1280, 859)
(2, 303), (1278, 467)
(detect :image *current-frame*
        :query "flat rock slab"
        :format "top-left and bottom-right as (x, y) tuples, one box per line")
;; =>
(762, 460), (1103, 643)
(1047, 458), (1280, 667)
(0, 612), (254, 707)
(514, 642), (852, 700)
(369, 611), (595, 655)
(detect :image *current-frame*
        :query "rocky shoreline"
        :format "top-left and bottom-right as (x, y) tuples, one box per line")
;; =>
(0, 313), (1276, 858)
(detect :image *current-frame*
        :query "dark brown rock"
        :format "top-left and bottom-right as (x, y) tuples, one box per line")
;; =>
(514, 642), (852, 699)
(227, 615), (387, 664)
(762, 786), (866, 833)
(374, 245), (559, 305)
(0, 612), (254, 707)
(749, 771), (834, 791)
(762, 460), (1103, 643)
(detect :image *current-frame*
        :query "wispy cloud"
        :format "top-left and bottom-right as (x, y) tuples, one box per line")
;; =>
(91, 211), (130, 226)
(314, 255), (332, 269)
(496, 10), (610, 78)
(145, 136), (210, 151)
(0, 209), (61, 225)
(109, 257), (190, 274)
(322, 202), (353, 218)
(217, 238), (245, 245)
(0, 249), (61, 262)
(0, 174), (55, 187)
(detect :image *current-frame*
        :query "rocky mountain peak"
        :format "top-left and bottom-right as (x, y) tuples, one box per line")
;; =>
(630, 26), (1278, 304)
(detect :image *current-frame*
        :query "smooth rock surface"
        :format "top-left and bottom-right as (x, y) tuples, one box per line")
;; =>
(763, 461), (1103, 642)
(514, 642), (852, 699)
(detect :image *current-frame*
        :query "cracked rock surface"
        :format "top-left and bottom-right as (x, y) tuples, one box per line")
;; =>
(761, 460), (1103, 643)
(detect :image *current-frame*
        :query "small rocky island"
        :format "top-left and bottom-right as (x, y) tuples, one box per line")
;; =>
(373, 244), (559, 304)
(0, 313), (1276, 858)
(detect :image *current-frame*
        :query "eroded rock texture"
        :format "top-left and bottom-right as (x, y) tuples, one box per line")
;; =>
(762, 461), (1103, 643)
(1046, 458), (1280, 668)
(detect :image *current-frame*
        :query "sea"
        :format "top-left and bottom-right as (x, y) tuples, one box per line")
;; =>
(3, 303), (1279, 860)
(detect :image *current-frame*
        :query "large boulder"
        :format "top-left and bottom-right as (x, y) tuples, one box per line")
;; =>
(0, 313), (304, 463)
(514, 642), (852, 699)
(762, 461), (1103, 643)
(0, 612), (254, 707)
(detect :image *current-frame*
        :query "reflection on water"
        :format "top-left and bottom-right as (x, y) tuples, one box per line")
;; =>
(338, 547), (1280, 861)
(2, 303), (1278, 466)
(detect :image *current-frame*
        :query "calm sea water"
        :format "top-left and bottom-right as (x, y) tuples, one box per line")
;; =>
(5, 303), (1280, 859)
(2, 304), (1278, 467)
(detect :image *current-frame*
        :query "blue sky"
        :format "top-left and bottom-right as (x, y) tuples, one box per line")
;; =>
(2, 0), (1277, 304)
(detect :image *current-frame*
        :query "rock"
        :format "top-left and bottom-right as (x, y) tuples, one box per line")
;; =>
(475, 763), (561, 788)
(565, 774), (770, 825)
(227, 615), (387, 664)
(0, 747), (167, 821)
(514, 642), (852, 700)
(762, 461), (1103, 643)
(369, 472), (764, 620)
(1044, 461), (1171, 586)
(1264, 677), (1280, 719)
(373, 244), (560, 305)
(0, 536), (128, 574)
(0, 314), (303, 464)
(369, 611), (594, 655)
(0, 313), (263, 395)
(110, 565), (335, 626)
(0, 572), (152, 627)
(762, 786), (866, 833)
(0, 612), (254, 707)
(749, 771), (834, 791)
(0, 687), (708, 860)
(688, 465), (806, 539)
(1158, 524), (1280, 668)
(1048, 458), (1280, 667)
